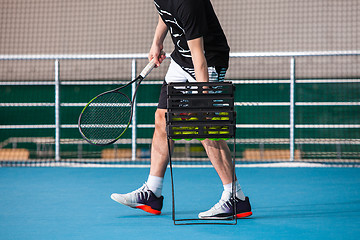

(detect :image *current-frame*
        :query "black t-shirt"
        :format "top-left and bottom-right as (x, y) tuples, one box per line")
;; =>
(154, 0), (230, 69)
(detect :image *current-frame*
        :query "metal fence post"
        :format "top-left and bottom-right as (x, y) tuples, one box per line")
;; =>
(55, 59), (61, 161)
(131, 59), (137, 161)
(290, 57), (296, 161)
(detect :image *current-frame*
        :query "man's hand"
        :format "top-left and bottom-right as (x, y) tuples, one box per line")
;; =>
(149, 47), (166, 67)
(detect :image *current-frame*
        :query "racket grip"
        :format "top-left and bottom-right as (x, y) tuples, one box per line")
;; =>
(140, 51), (165, 78)
(140, 58), (156, 78)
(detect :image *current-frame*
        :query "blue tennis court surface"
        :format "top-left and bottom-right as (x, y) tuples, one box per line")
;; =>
(1, 167), (359, 240)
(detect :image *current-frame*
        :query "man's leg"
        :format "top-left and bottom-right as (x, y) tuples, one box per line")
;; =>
(201, 139), (234, 185)
(201, 139), (245, 199)
(110, 109), (170, 215)
(149, 108), (173, 178)
(198, 139), (252, 219)
(111, 60), (189, 215)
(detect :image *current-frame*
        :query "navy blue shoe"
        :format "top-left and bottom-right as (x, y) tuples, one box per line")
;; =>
(111, 184), (164, 215)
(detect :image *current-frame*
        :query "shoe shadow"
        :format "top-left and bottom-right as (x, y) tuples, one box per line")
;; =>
(115, 210), (199, 219)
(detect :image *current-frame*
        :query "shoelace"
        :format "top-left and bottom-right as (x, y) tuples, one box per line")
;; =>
(210, 198), (233, 211)
(211, 194), (241, 212)
(130, 183), (151, 201)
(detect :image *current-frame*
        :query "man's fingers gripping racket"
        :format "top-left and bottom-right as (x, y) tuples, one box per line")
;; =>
(141, 51), (165, 77)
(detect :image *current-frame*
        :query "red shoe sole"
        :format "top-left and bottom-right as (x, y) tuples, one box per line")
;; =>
(136, 205), (161, 215)
(236, 211), (252, 218)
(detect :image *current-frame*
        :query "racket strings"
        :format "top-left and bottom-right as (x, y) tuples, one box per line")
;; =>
(79, 91), (132, 145)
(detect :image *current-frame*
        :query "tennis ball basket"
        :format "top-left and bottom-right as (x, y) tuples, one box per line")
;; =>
(166, 82), (236, 141)
(166, 81), (238, 225)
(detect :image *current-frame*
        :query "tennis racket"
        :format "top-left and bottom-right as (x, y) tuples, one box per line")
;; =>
(78, 56), (160, 145)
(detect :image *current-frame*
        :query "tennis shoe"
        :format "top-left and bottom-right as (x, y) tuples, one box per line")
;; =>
(111, 183), (163, 215)
(198, 191), (252, 219)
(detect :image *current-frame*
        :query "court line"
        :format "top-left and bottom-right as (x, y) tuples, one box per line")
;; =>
(2, 161), (358, 168)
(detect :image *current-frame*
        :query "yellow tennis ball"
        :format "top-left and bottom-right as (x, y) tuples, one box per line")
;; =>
(208, 131), (219, 134)
(188, 117), (198, 121)
(183, 131), (197, 134)
(184, 127), (198, 130)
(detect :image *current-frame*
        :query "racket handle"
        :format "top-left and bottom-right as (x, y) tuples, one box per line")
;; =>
(140, 58), (156, 78)
(140, 51), (165, 78)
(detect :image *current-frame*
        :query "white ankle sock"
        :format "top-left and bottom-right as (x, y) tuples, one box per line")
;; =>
(146, 175), (164, 198)
(223, 180), (245, 201)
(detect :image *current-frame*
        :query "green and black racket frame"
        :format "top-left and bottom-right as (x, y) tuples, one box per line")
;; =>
(165, 81), (238, 225)
(78, 58), (157, 146)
